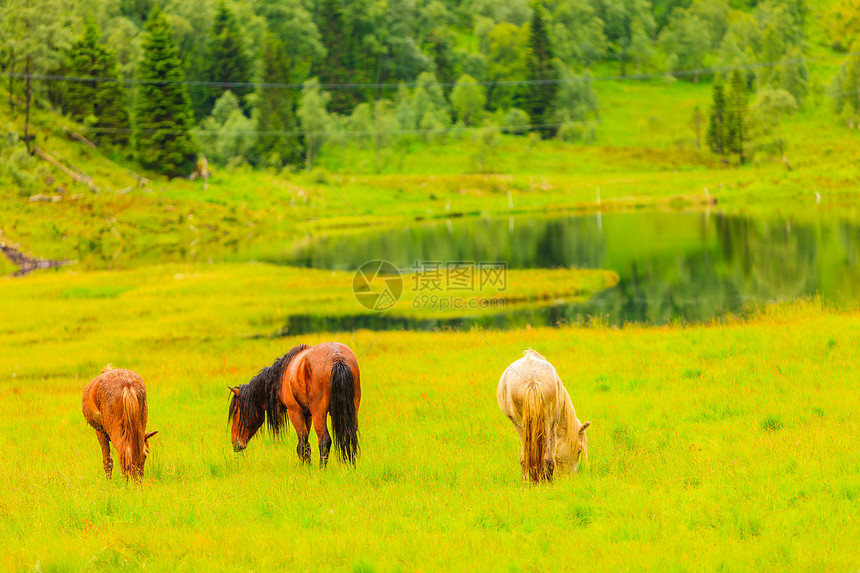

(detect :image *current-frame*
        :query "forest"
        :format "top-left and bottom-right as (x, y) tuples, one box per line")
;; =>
(2, 0), (859, 177)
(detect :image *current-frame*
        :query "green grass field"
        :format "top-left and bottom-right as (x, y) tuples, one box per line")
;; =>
(1, 43), (859, 572)
(0, 263), (857, 571)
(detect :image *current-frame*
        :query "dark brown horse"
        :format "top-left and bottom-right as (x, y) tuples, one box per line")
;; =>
(81, 366), (158, 480)
(228, 342), (360, 466)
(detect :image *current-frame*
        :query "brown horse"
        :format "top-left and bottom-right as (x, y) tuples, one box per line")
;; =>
(81, 366), (158, 480)
(228, 342), (360, 466)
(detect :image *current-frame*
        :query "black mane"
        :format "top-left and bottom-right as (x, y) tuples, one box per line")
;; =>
(229, 344), (310, 436)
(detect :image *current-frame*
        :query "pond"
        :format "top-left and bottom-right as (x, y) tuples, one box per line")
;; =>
(260, 210), (860, 332)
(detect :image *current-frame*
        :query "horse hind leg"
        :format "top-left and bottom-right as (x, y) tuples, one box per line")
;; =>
(96, 431), (113, 478)
(297, 435), (311, 464)
(311, 410), (332, 468)
(287, 408), (311, 464)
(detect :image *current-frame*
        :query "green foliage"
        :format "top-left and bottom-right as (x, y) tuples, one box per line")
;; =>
(0, 0), (856, 182)
(553, 66), (599, 126)
(502, 107), (531, 134)
(825, 0), (860, 52)
(520, 4), (558, 137)
(830, 51), (860, 128)
(315, 0), (375, 114)
(64, 19), (130, 146)
(706, 83), (727, 155)
(659, 7), (711, 79)
(297, 78), (332, 170)
(451, 74), (487, 126)
(771, 48), (808, 106)
(628, 17), (655, 74)
(134, 5), (197, 176)
(411, 72), (452, 142)
(195, 91), (255, 167)
(0, 0), (72, 151)
(254, 0), (323, 80)
(748, 86), (797, 159)
(546, 0), (607, 66)
(483, 22), (528, 111)
(726, 69), (749, 163)
(252, 34), (302, 168)
(595, 0), (655, 76)
(197, 1), (252, 118)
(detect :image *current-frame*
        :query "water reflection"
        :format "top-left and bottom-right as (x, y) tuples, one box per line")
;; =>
(264, 210), (860, 331)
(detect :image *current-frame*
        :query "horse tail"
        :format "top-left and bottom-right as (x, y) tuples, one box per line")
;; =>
(521, 382), (547, 483)
(329, 360), (359, 465)
(120, 386), (144, 477)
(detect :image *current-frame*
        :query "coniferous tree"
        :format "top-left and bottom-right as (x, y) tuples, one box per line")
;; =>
(521, 3), (558, 138)
(315, 0), (368, 114)
(64, 20), (102, 121)
(726, 69), (749, 164)
(706, 83), (727, 156)
(199, 2), (252, 118)
(253, 34), (302, 167)
(135, 5), (197, 176)
(65, 20), (130, 146)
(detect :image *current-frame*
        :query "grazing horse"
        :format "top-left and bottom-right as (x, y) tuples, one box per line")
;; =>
(228, 342), (360, 466)
(497, 349), (591, 483)
(81, 366), (158, 480)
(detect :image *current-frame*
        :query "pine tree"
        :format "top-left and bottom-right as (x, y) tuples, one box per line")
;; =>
(706, 83), (727, 156)
(521, 3), (558, 138)
(65, 20), (130, 146)
(252, 34), (302, 167)
(200, 2), (252, 118)
(314, 0), (369, 114)
(134, 5), (197, 176)
(64, 20), (102, 121)
(726, 70), (749, 164)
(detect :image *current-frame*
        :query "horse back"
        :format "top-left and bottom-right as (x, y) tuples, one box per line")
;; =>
(82, 368), (148, 435)
(296, 343), (361, 403)
(497, 355), (561, 426)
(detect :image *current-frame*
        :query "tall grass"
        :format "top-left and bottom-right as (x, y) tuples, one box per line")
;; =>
(0, 268), (856, 571)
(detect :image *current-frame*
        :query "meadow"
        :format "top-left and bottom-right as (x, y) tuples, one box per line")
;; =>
(0, 263), (857, 571)
(1, 32), (859, 572)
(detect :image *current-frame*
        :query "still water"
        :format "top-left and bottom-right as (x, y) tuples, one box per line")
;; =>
(263, 210), (860, 332)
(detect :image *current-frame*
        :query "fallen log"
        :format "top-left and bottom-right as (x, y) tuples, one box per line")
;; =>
(33, 146), (100, 192)
(28, 193), (82, 202)
(61, 126), (98, 150)
(0, 238), (76, 276)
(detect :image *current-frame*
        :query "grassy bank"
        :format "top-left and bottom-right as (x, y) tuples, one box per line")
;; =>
(0, 263), (856, 570)
(3, 72), (860, 270)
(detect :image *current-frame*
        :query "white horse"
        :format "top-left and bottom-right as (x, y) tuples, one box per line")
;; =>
(497, 349), (591, 482)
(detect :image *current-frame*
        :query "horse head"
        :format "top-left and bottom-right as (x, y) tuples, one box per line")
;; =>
(123, 430), (159, 479)
(228, 385), (266, 452)
(570, 421), (591, 473)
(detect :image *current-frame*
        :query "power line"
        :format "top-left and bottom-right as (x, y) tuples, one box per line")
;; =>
(2, 51), (856, 91)
(78, 122), (568, 137)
